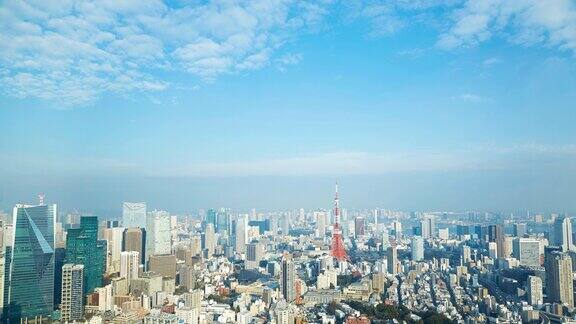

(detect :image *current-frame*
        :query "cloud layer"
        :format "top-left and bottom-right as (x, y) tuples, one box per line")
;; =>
(0, 0), (331, 105)
(1, 0), (575, 106)
(3, 144), (574, 177)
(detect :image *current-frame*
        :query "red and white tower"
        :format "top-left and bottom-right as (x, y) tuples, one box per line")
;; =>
(331, 182), (348, 261)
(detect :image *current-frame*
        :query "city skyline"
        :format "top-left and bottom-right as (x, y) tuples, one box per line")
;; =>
(1, 1), (576, 211)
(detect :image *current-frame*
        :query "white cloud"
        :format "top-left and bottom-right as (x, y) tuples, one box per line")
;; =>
(0, 0), (331, 106)
(482, 57), (501, 67)
(147, 144), (576, 177)
(2, 143), (575, 177)
(451, 93), (485, 103)
(437, 0), (576, 53)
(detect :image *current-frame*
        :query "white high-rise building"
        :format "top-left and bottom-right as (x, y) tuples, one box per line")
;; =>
(104, 226), (125, 273)
(120, 251), (140, 282)
(146, 210), (172, 261)
(554, 216), (573, 252)
(387, 246), (397, 275)
(202, 223), (216, 257)
(61, 264), (84, 322)
(235, 216), (248, 254)
(122, 202), (147, 228)
(314, 211), (326, 238)
(411, 236), (424, 261)
(488, 242), (498, 259)
(526, 275), (543, 306)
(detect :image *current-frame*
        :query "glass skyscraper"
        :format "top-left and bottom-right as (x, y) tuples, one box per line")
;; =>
(65, 216), (105, 294)
(4, 204), (56, 322)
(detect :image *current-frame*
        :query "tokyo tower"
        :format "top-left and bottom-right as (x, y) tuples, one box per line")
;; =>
(331, 182), (348, 261)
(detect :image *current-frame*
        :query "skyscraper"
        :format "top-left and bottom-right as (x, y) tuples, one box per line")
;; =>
(120, 251), (140, 282)
(392, 220), (402, 239)
(411, 236), (424, 261)
(146, 210), (171, 262)
(526, 275), (543, 306)
(554, 216), (573, 252)
(354, 217), (365, 238)
(546, 252), (574, 308)
(4, 204), (56, 321)
(488, 224), (505, 259)
(420, 215), (435, 238)
(280, 257), (296, 302)
(235, 216), (248, 254)
(202, 223), (216, 258)
(513, 238), (541, 267)
(513, 223), (527, 237)
(246, 242), (264, 269)
(122, 202), (147, 228)
(387, 245), (397, 275)
(103, 226), (125, 274)
(123, 227), (146, 265)
(281, 213), (290, 236)
(61, 264), (84, 322)
(205, 209), (217, 228)
(314, 211), (326, 238)
(66, 216), (105, 294)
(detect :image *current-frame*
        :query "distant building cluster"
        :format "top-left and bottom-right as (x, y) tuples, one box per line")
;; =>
(0, 191), (575, 323)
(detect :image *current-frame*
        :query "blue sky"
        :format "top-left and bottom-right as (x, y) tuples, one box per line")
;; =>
(1, 0), (576, 213)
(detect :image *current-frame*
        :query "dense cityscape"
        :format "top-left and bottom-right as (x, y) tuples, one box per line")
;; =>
(2, 1), (576, 323)
(0, 184), (574, 323)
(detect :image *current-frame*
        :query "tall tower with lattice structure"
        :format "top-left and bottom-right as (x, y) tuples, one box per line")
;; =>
(331, 182), (348, 261)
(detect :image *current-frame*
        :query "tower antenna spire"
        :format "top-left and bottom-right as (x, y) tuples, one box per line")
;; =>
(330, 181), (347, 261)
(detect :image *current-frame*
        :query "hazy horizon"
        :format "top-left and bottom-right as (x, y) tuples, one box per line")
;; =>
(1, 0), (575, 213)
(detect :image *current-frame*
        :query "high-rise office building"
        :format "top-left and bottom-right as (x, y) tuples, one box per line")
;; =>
(280, 258), (296, 302)
(66, 216), (105, 294)
(123, 227), (146, 265)
(411, 236), (424, 261)
(122, 202), (147, 228)
(462, 245), (471, 264)
(246, 242), (264, 269)
(4, 204), (56, 321)
(387, 245), (397, 275)
(61, 264), (84, 322)
(488, 242), (498, 259)
(146, 210), (171, 262)
(526, 275), (543, 306)
(314, 211), (326, 238)
(205, 209), (217, 229)
(201, 223), (216, 258)
(513, 223), (527, 237)
(120, 251), (140, 282)
(381, 230), (390, 250)
(103, 226), (125, 274)
(216, 209), (231, 234)
(513, 238), (541, 267)
(420, 215), (435, 238)
(546, 252), (574, 308)
(554, 216), (573, 252)
(235, 216), (248, 254)
(148, 254), (177, 278)
(281, 213), (290, 235)
(488, 224), (505, 259)
(354, 217), (365, 238)
(392, 220), (402, 239)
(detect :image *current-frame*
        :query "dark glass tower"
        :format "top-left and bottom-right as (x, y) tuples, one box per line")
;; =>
(4, 204), (56, 322)
(65, 216), (105, 294)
